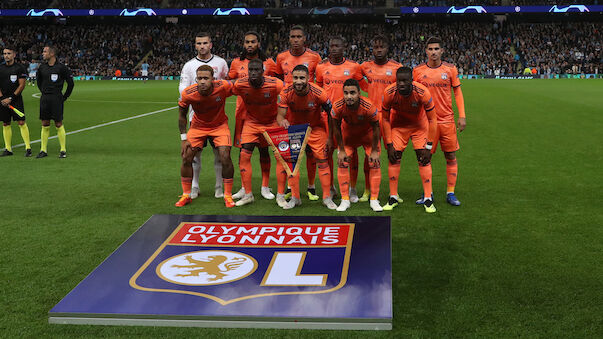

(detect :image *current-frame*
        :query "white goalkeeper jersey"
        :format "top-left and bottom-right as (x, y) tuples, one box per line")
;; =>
(179, 54), (229, 121)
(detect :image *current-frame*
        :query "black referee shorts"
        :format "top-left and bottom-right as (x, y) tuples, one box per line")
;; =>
(0, 97), (25, 124)
(39, 94), (64, 122)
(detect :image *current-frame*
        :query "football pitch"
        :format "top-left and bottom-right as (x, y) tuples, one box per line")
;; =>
(1, 79), (601, 337)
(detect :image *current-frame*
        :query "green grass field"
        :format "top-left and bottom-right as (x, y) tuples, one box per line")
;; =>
(1, 79), (602, 338)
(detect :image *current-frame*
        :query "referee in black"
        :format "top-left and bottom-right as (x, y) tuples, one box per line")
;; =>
(0, 46), (31, 157)
(36, 45), (74, 158)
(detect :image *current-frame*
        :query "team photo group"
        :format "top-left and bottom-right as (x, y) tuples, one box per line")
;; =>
(176, 25), (466, 214)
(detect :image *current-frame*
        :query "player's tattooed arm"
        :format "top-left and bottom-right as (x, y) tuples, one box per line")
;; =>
(178, 106), (189, 134)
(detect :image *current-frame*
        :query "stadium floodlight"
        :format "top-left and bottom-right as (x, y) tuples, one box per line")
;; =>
(446, 6), (487, 14)
(26, 9), (64, 16)
(119, 8), (157, 16)
(549, 5), (590, 13)
(212, 8), (250, 16)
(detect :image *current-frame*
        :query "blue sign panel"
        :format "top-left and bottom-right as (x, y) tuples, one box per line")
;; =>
(400, 5), (603, 14)
(49, 215), (392, 330)
(0, 8), (264, 17)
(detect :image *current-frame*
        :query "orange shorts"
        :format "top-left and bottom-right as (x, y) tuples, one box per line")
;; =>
(342, 131), (380, 156)
(391, 126), (428, 151)
(306, 126), (329, 160)
(241, 120), (278, 147)
(187, 121), (231, 149)
(233, 99), (246, 148)
(433, 123), (459, 153)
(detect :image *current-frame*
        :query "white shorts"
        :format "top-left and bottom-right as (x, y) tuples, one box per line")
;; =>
(141, 70), (148, 77)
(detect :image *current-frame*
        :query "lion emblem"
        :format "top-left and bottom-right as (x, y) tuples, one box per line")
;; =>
(171, 255), (247, 281)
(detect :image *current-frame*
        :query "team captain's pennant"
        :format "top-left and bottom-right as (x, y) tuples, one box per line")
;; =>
(130, 221), (353, 305)
(263, 124), (311, 177)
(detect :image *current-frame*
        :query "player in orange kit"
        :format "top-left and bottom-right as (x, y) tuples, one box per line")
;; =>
(381, 67), (438, 213)
(315, 36), (364, 201)
(229, 31), (278, 201)
(232, 59), (284, 206)
(176, 65), (236, 208)
(359, 35), (401, 202)
(275, 25), (322, 200)
(276, 65), (337, 210)
(413, 37), (466, 206)
(331, 79), (382, 212)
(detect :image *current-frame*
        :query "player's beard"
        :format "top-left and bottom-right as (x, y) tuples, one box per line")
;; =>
(294, 83), (307, 93)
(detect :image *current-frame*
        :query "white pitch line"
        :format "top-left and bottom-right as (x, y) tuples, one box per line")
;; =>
(12, 106), (177, 149)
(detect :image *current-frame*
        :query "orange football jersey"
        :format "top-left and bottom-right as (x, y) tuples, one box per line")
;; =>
(178, 80), (233, 129)
(278, 82), (330, 128)
(232, 76), (284, 124)
(315, 58), (364, 103)
(228, 58), (277, 120)
(360, 59), (401, 109)
(381, 81), (435, 128)
(413, 62), (461, 124)
(331, 96), (380, 136)
(275, 49), (322, 85)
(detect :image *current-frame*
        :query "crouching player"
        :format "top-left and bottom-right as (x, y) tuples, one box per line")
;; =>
(331, 79), (382, 212)
(176, 65), (236, 208)
(276, 65), (336, 210)
(382, 67), (437, 213)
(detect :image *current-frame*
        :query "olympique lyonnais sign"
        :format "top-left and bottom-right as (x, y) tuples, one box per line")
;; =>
(50, 215), (392, 330)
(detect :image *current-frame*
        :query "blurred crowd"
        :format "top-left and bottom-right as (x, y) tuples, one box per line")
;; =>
(0, 21), (600, 77)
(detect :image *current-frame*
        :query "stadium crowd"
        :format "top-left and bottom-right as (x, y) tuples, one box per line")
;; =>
(1, 21), (600, 77)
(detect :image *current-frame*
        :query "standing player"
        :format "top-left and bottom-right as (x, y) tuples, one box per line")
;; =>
(276, 65), (337, 210)
(275, 25), (322, 199)
(331, 79), (382, 212)
(27, 59), (38, 86)
(140, 61), (149, 83)
(36, 45), (74, 159)
(315, 36), (364, 201)
(359, 35), (401, 202)
(0, 46), (31, 157)
(381, 67), (437, 213)
(175, 65), (236, 208)
(413, 37), (466, 206)
(179, 32), (229, 199)
(229, 31), (278, 201)
(232, 59), (284, 206)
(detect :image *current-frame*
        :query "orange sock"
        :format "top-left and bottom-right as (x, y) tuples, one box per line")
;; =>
(364, 156), (371, 192)
(388, 162), (400, 197)
(181, 177), (192, 195)
(240, 149), (253, 194)
(260, 156), (271, 187)
(338, 161), (350, 200)
(288, 173), (301, 199)
(306, 152), (316, 187)
(418, 163), (433, 199)
(317, 161), (331, 199)
(349, 151), (358, 189)
(223, 178), (233, 197)
(276, 161), (288, 194)
(327, 151), (335, 187)
(369, 166), (381, 200)
(446, 158), (458, 193)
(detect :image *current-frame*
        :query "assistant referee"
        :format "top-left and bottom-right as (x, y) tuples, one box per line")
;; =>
(36, 45), (74, 158)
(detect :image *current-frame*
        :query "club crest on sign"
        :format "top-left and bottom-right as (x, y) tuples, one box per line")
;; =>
(278, 141), (290, 151)
(51, 74), (59, 82)
(290, 140), (301, 151)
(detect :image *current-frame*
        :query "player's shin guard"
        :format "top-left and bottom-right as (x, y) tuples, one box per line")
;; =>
(223, 178), (233, 197)
(276, 161), (288, 195)
(337, 162), (350, 201)
(349, 151), (359, 189)
(306, 152), (316, 187)
(364, 156), (371, 192)
(19, 123), (31, 149)
(240, 149), (253, 194)
(388, 162), (400, 197)
(446, 159), (458, 193)
(418, 163), (433, 200)
(369, 166), (381, 200)
(2, 125), (12, 152)
(56, 125), (66, 152)
(213, 147), (223, 188)
(192, 153), (201, 189)
(40, 126), (50, 152)
(317, 161), (332, 200)
(181, 177), (192, 195)
(260, 156), (271, 187)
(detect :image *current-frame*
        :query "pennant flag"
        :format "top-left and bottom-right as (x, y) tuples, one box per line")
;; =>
(263, 124), (311, 177)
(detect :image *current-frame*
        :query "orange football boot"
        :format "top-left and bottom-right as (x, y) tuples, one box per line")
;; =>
(224, 196), (236, 208)
(175, 194), (192, 207)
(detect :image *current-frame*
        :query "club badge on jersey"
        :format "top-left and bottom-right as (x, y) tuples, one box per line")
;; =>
(51, 74), (58, 82)
(10, 75), (17, 83)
